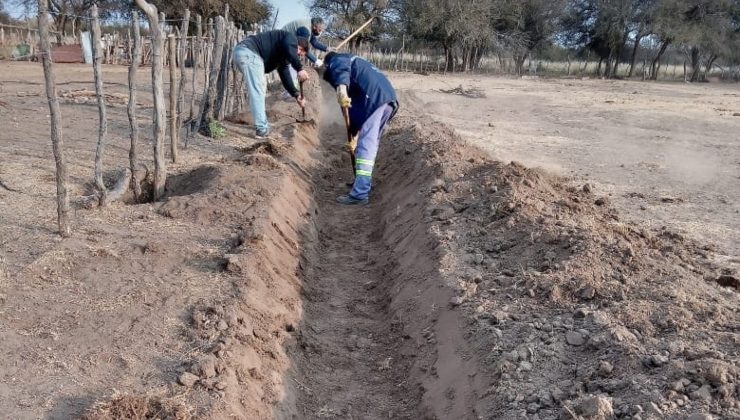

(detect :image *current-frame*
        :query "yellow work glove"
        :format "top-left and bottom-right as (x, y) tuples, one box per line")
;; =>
(337, 85), (351, 108)
(346, 134), (358, 154)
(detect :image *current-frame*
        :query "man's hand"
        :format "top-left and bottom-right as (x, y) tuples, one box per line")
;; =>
(297, 70), (309, 82)
(314, 58), (324, 68)
(326, 47), (335, 52)
(296, 96), (306, 108)
(337, 85), (351, 108)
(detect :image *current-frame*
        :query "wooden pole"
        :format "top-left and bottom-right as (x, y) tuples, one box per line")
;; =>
(90, 4), (108, 206)
(197, 16), (226, 136)
(168, 35), (179, 163)
(128, 11), (142, 201)
(187, 14), (202, 145)
(177, 9), (190, 138)
(216, 22), (233, 120)
(135, 0), (167, 200)
(204, 18), (213, 90)
(38, 0), (70, 237)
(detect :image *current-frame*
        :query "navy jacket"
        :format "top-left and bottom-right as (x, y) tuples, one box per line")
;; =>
(323, 53), (398, 134)
(239, 30), (303, 97)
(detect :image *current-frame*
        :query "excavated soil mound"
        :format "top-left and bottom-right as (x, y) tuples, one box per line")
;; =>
(365, 113), (738, 419)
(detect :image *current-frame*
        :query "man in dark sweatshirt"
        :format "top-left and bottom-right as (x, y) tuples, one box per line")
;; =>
(233, 29), (310, 138)
(322, 52), (399, 205)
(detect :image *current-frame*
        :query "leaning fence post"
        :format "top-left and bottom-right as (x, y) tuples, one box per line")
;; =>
(90, 4), (108, 206)
(38, 0), (70, 237)
(128, 11), (142, 201)
(135, 0), (167, 200)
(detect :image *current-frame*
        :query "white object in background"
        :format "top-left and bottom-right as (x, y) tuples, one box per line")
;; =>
(80, 31), (93, 64)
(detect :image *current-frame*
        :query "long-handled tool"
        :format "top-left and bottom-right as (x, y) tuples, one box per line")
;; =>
(335, 17), (376, 51)
(295, 80), (314, 124)
(341, 106), (356, 181)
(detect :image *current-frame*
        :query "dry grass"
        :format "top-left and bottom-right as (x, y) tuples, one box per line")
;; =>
(357, 50), (737, 81)
(82, 394), (191, 420)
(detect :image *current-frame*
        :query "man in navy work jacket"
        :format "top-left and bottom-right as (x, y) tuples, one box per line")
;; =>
(233, 29), (310, 138)
(322, 52), (399, 205)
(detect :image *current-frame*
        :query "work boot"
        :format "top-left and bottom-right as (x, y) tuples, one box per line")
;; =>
(336, 194), (368, 206)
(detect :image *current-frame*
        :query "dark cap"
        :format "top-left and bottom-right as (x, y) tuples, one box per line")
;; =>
(296, 27), (310, 48)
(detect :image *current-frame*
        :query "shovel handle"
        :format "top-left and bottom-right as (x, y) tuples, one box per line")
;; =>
(299, 81), (306, 119)
(341, 106), (356, 175)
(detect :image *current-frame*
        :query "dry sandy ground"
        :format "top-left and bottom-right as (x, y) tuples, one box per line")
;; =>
(390, 72), (740, 265)
(0, 61), (738, 420)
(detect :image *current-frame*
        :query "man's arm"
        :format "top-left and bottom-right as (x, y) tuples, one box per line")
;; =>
(278, 64), (300, 97)
(310, 36), (328, 52)
(306, 50), (317, 63)
(282, 35), (304, 72)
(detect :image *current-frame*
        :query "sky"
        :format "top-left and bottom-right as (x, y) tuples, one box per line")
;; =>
(267, 0), (311, 28)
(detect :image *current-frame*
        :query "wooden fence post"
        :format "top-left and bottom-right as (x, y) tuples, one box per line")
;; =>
(216, 21), (233, 121)
(38, 0), (70, 237)
(187, 14), (202, 144)
(135, 0), (167, 200)
(197, 16), (226, 135)
(168, 34), (179, 163)
(128, 11), (142, 201)
(204, 18), (214, 90)
(90, 4), (108, 206)
(177, 9), (190, 140)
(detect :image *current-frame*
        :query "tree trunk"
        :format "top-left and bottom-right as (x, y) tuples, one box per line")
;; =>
(38, 0), (71, 237)
(514, 53), (526, 76)
(90, 4), (108, 206)
(704, 54), (718, 79)
(596, 57), (603, 77)
(128, 11), (142, 201)
(628, 32), (644, 77)
(168, 35), (179, 163)
(689, 47), (701, 82)
(135, 0), (167, 200)
(650, 40), (669, 80)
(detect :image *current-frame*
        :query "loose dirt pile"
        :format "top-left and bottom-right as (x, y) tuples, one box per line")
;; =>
(350, 113), (738, 419)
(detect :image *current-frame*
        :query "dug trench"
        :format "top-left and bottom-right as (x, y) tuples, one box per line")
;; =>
(15, 76), (735, 419)
(277, 86), (738, 418)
